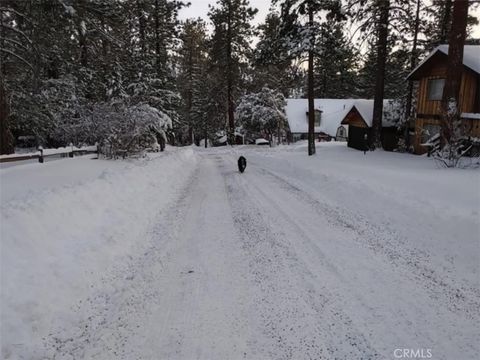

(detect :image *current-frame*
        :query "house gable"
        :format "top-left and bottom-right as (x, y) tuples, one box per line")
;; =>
(341, 106), (369, 128)
(407, 50), (448, 81)
(410, 48), (480, 118)
(407, 45), (480, 80)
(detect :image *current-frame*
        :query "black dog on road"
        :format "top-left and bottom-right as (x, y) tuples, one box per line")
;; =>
(238, 156), (247, 173)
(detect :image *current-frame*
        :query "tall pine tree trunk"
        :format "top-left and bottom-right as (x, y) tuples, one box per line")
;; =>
(371, 0), (389, 149)
(137, 0), (146, 56)
(227, 0), (235, 145)
(77, 0), (88, 68)
(307, 3), (316, 156)
(187, 42), (194, 145)
(441, 0), (468, 143)
(0, 10), (13, 154)
(0, 77), (14, 154)
(154, 0), (167, 80)
(204, 122), (208, 148)
(404, 0), (421, 149)
(154, 0), (161, 76)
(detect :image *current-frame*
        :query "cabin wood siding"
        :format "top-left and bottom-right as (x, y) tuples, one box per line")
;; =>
(416, 64), (478, 117)
(464, 118), (480, 137)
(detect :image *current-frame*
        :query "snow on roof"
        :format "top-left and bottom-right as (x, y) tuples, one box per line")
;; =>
(461, 112), (480, 120)
(407, 45), (480, 79)
(285, 99), (359, 136)
(344, 99), (401, 127)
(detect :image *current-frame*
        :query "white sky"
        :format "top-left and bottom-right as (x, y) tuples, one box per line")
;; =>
(179, 0), (272, 26)
(179, 0), (480, 38)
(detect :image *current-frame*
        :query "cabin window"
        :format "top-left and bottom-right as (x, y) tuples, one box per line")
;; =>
(314, 110), (322, 126)
(427, 79), (445, 101)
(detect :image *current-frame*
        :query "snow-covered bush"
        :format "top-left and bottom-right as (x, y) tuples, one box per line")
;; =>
(236, 87), (287, 143)
(431, 100), (479, 168)
(433, 108), (470, 168)
(11, 76), (174, 157)
(97, 103), (172, 158)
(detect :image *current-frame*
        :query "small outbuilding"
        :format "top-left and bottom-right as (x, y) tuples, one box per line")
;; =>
(340, 100), (402, 151)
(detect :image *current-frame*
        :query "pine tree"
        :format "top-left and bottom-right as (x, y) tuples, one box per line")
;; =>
(252, 11), (303, 97)
(1, 0), (185, 152)
(425, 0), (453, 48)
(1, 2), (37, 154)
(236, 88), (287, 144)
(178, 19), (209, 144)
(274, 0), (344, 156)
(371, 0), (390, 148)
(347, 0), (416, 148)
(441, 0), (469, 143)
(313, 19), (358, 99)
(208, 0), (258, 145)
(357, 40), (410, 100)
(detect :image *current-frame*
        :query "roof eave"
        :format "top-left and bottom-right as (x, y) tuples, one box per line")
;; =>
(406, 48), (444, 80)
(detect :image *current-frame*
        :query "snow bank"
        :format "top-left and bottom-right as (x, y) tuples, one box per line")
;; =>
(0, 148), (198, 359)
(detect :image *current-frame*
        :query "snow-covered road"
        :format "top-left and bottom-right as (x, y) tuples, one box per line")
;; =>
(2, 144), (479, 359)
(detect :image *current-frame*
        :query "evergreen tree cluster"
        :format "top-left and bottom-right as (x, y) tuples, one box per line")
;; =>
(236, 87), (287, 143)
(1, 0), (184, 154)
(1, 0), (477, 154)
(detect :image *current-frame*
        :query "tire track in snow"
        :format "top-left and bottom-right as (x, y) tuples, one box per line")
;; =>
(253, 164), (480, 323)
(235, 158), (478, 359)
(219, 156), (381, 360)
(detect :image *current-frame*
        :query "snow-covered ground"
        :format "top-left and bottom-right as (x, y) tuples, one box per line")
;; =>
(1, 143), (479, 359)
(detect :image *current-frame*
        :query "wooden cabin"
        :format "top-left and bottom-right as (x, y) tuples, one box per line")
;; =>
(341, 100), (401, 151)
(407, 45), (480, 154)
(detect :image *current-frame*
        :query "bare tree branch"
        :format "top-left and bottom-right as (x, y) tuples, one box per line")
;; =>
(0, 48), (34, 72)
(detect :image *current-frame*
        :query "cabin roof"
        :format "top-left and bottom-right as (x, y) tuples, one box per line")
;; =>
(285, 99), (361, 136)
(341, 100), (401, 127)
(407, 45), (480, 80)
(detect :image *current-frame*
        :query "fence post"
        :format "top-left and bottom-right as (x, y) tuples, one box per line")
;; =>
(38, 146), (44, 163)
